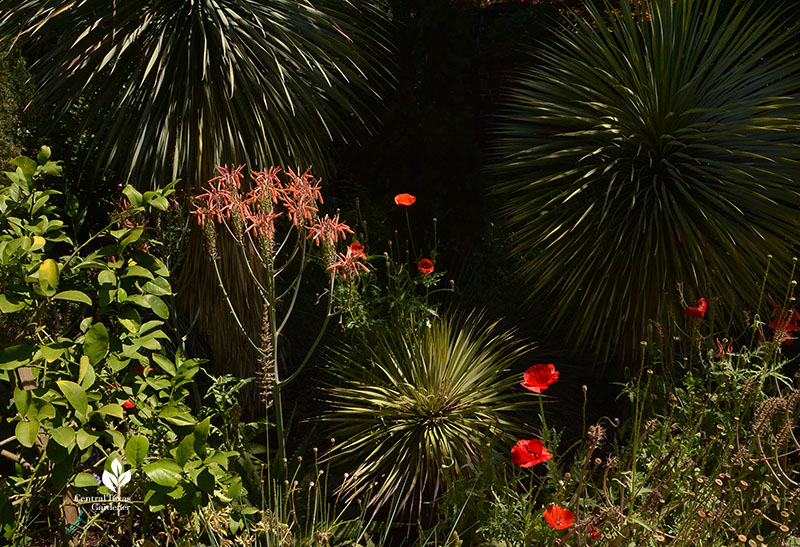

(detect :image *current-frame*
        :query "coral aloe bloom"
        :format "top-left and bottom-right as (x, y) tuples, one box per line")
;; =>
(544, 505), (575, 530)
(418, 258), (434, 274)
(511, 438), (553, 467)
(394, 193), (416, 206)
(520, 363), (559, 393)
(682, 297), (707, 318)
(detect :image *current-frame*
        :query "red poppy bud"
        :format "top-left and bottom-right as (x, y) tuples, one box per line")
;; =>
(394, 193), (416, 206)
(418, 258), (434, 274)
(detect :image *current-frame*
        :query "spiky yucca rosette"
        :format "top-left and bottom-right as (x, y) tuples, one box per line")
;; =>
(494, 0), (800, 361)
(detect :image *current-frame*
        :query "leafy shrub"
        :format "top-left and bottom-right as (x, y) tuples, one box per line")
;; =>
(0, 150), (245, 544)
(493, 0), (800, 360)
(326, 311), (532, 518)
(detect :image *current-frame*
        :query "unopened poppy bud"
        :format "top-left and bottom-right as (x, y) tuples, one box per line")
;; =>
(309, 481), (315, 488)
(582, 385), (587, 392)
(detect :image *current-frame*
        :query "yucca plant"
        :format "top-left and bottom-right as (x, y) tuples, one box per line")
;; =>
(493, 0), (800, 361)
(0, 0), (391, 186)
(326, 311), (533, 518)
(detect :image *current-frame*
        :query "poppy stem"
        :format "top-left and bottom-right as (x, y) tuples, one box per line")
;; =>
(538, 393), (549, 443)
(404, 208), (417, 260)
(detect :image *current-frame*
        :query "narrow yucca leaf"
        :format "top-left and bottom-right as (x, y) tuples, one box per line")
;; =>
(326, 311), (533, 519)
(1, 0), (392, 186)
(493, 0), (800, 362)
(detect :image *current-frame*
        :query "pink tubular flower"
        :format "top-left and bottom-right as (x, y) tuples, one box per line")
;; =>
(250, 166), (284, 205)
(328, 242), (369, 280)
(281, 167), (322, 227)
(245, 209), (282, 240)
(306, 214), (354, 246)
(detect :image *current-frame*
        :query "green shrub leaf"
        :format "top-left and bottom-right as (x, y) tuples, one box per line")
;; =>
(143, 459), (182, 487)
(52, 290), (92, 306)
(15, 419), (39, 448)
(125, 435), (149, 468)
(83, 323), (109, 365)
(56, 380), (88, 420)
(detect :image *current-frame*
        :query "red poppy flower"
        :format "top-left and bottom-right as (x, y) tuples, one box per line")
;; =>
(682, 297), (707, 319)
(520, 363), (559, 393)
(544, 505), (575, 530)
(349, 241), (364, 254)
(418, 258), (434, 274)
(122, 399), (135, 409)
(511, 438), (553, 467)
(394, 193), (416, 206)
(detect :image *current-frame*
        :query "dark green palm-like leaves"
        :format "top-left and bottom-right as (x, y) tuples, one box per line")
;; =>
(1, 0), (392, 186)
(494, 0), (800, 360)
(326, 312), (531, 517)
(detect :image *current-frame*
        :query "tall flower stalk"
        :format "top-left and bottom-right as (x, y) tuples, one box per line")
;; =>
(192, 165), (366, 466)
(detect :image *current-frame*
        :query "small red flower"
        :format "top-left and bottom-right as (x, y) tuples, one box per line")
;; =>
(520, 363), (559, 393)
(418, 258), (434, 274)
(682, 297), (707, 319)
(122, 399), (135, 409)
(349, 241), (364, 254)
(394, 193), (416, 206)
(511, 438), (553, 467)
(588, 527), (600, 541)
(544, 505), (574, 530)
(133, 364), (151, 375)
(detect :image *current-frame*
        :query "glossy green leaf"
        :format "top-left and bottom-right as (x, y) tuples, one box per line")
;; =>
(143, 459), (182, 487)
(76, 428), (100, 450)
(56, 380), (88, 420)
(83, 323), (109, 365)
(51, 426), (75, 448)
(74, 472), (100, 488)
(52, 290), (92, 306)
(0, 345), (37, 370)
(125, 435), (149, 468)
(15, 419), (39, 448)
